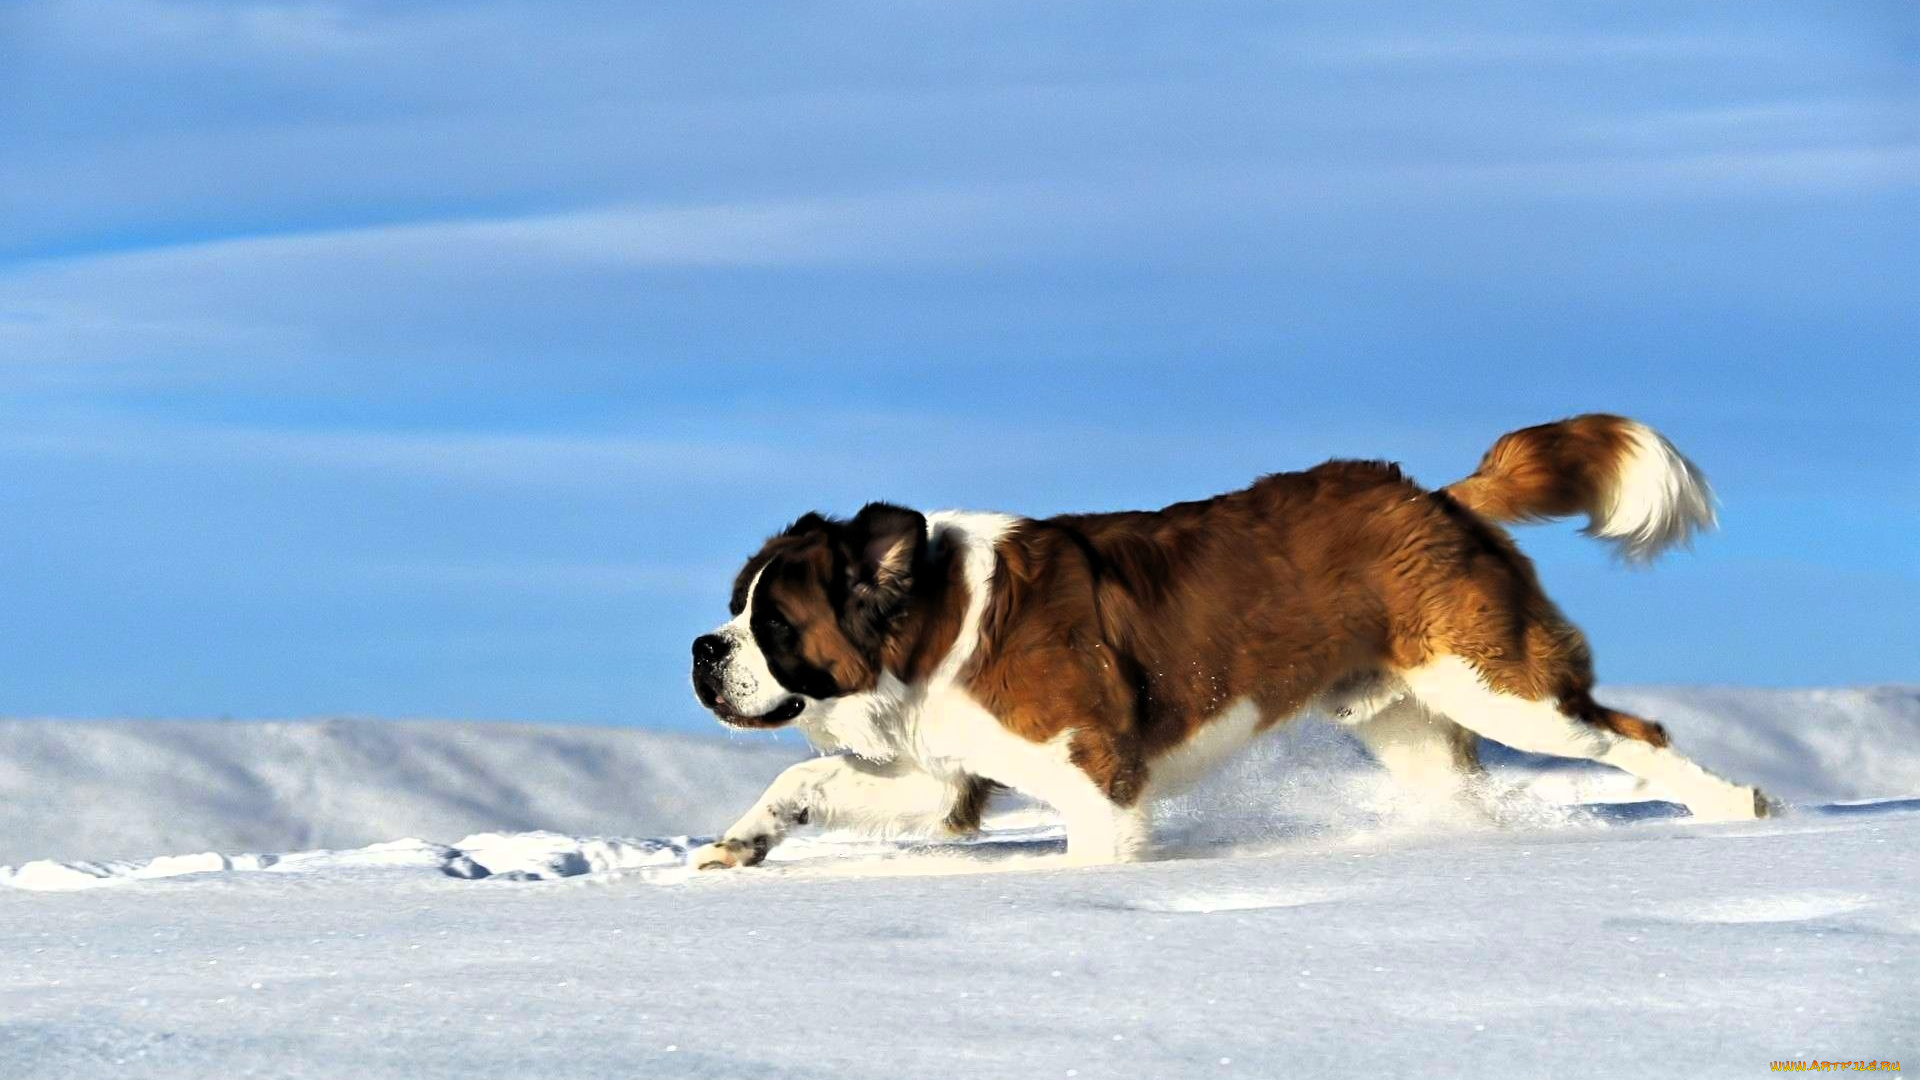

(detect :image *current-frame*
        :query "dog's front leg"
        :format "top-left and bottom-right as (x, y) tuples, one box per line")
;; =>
(691, 755), (970, 870)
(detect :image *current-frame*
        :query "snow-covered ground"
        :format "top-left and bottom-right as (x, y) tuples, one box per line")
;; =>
(3, 687), (1916, 1078)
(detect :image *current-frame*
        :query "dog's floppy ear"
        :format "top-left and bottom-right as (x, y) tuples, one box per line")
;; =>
(843, 502), (926, 641)
(782, 511), (834, 538)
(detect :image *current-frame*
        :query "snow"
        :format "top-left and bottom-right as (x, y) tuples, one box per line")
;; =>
(3, 687), (1916, 1078)
(0, 718), (799, 866)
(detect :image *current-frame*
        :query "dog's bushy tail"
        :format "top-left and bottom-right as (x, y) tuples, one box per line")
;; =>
(1444, 414), (1717, 564)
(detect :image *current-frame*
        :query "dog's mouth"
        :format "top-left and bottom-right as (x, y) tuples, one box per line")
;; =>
(712, 696), (807, 729)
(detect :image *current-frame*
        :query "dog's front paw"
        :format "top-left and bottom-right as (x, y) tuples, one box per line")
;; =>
(1688, 785), (1772, 823)
(690, 834), (771, 871)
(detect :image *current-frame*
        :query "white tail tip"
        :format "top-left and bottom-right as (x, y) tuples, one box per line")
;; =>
(1587, 422), (1718, 563)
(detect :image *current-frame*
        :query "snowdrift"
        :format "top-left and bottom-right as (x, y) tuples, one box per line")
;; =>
(2, 685), (1914, 872)
(0, 718), (799, 866)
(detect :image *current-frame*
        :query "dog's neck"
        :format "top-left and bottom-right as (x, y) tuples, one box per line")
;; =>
(798, 512), (1017, 764)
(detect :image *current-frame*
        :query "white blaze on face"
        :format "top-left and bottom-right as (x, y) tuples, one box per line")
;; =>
(710, 568), (802, 717)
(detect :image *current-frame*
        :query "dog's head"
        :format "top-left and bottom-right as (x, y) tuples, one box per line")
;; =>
(691, 502), (926, 728)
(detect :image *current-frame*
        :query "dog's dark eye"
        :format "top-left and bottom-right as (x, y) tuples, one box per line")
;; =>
(764, 612), (791, 635)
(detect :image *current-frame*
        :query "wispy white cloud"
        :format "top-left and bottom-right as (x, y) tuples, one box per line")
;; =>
(0, 188), (1050, 321)
(1396, 146), (1920, 199)
(8, 137), (1908, 287)
(1579, 100), (1915, 150)
(0, 192), (996, 387)
(1304, 32), (1792, 65)
(6, 196), (942, 280)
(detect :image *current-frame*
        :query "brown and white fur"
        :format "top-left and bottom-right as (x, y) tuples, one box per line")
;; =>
(688, 414), (1766, 870)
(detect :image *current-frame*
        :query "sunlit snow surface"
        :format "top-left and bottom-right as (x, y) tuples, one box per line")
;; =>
(3, 687), (1916, 1078)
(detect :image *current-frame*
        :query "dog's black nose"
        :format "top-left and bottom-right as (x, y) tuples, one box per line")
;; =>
(692, 634), (731, 666)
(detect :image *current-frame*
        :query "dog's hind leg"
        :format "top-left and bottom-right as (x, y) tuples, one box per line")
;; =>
(1401, 656), (1767, 821)
(1347, 698), (1491, 822)
(692, 755), (984, 870)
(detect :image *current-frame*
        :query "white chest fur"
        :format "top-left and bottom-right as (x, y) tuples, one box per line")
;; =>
(796, 676), (1013, 777)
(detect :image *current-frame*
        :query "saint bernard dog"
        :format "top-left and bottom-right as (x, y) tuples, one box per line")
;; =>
(688, 414), (1767, 870)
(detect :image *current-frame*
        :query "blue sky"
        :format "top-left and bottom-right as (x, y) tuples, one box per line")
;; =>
(1, 1), (1914, 732)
